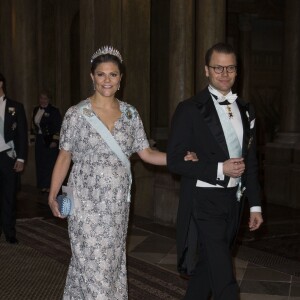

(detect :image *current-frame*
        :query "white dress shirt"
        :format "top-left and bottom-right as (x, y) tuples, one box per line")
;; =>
(0, 95), (24, 162)
(195, 86), (261, 213)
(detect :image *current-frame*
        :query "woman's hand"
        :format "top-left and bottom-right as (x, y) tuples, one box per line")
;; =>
(49, 142), (57, 148)
(48, 196), (64, 218)
(184, 151), (198, 162)
(47, 149), (72, 219)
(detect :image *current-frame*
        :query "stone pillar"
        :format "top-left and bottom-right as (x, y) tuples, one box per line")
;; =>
(121, 0), (155, 220)
(0, 0), (13, 91)
(122, 0), (151, 134)
(11, 0), (38, 118)
(238, 14), (252, 100)
(55, 0), (79, 112)
(264, 0), (300, 208)
(195, 0), (226, 91)
(79, 0), (96, 99)
(168, 0), (195, 117)
(79, 0), (122, 100)
(153, 0), (195, 227)
(9, 0), (38, 186)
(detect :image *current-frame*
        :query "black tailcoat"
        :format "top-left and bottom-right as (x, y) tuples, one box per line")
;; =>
(167, 87), (261, 275)
(3, 98), (28, 160)
(0, 97), (27, 239)
(31, 104), (62, 188)
(32, 104), (62, 147)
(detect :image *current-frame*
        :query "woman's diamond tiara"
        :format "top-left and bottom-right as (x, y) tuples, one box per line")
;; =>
(90, 46), (123, 63)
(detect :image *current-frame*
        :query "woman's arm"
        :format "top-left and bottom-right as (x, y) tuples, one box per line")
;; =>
(48, 149), (72, 218)
(137, 148), (198, 166)
(137, 148), (166, 165)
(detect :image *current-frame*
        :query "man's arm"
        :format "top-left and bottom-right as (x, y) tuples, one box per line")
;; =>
(16, 102), (28, 161)
(249, 212), (263, 231)
(167, 101), (218, 183)
(244, 104), (262, 208)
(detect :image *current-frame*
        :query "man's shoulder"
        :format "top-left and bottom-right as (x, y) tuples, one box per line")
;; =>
(236, 96), (248, 106)
(180, 87), (210, 107)
(6, 97), (24, 108)
(47, 104), (60, 113)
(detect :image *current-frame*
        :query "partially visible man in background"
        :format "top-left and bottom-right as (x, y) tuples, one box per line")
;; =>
(0, 72), (28, 244)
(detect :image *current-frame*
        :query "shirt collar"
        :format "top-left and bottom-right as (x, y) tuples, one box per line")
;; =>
(208, 85), (232, 99)
(0, 95), (6, 102)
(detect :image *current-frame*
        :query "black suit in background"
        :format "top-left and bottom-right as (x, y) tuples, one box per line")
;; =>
(167, 87), (261, 299)
(32, 104), (62, 190)
(0, 97), (28, 240)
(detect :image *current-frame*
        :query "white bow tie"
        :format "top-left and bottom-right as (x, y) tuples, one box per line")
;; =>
(216, 94), (238, 105)
(208, 85), (238, 105)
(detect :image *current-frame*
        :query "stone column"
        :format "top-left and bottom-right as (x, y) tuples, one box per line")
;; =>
(168, 0), (195, 117)
(153, 0), (194, 227)
(0, 0), (13, 91)
(238, 14), (252, 100)
(11, 0), (38, 117)
(122, 0), (151, 134)
(195, 0), (226, 91)
(121, 0), (154, 219)
(278, 0), (300, 141)
(79, 0), (122, 100)
(79, 0), (96, 99)
(264, 0), (300, 208)
(10, 0), (38, 186)
(55, 0), (79, 112)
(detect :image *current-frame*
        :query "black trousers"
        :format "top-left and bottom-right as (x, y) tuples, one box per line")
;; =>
(35, 134), (58, 189)
(184, 187), (240, 300)
(0, 151), (18, 238)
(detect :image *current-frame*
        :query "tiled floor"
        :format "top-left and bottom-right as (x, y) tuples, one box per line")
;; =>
(127, 223), (300, 299)
(14, 185), (300, 299)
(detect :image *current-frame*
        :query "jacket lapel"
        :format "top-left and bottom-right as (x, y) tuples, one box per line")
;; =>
(4, 98), (11, 135)
(236, 99), (250, 157)
(194, 88), (229, 157)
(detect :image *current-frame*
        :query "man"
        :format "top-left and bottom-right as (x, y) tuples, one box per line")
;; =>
(32, 90), (62, 193)
(167, 43), (263, 299)
(0, 73), (28, 244)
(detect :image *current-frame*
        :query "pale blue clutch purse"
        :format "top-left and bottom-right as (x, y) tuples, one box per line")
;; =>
(57, 194), (73, 217)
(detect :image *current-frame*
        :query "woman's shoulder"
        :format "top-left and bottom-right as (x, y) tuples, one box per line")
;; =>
(119, 100), (139, 120)
(66, 99), (89, 113)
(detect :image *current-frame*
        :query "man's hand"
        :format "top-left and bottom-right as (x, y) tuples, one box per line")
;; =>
(249, 212), (263, 231)
(223, 158), (245, 178)
(13, 161), (24, 172)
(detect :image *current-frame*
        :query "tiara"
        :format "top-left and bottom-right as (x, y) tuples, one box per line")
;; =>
(90, 46), (123, 63)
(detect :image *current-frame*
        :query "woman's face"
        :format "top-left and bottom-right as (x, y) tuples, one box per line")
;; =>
(90, 62), (122, 98)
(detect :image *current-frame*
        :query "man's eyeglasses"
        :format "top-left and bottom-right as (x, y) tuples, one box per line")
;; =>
(208, 65), (237, 74)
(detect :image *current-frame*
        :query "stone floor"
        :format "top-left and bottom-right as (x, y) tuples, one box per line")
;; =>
(14, 184), (300, 299)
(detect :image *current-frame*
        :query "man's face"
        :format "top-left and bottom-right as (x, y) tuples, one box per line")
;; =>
(39, 94), (49, 107)
(205, 51), (237, 95)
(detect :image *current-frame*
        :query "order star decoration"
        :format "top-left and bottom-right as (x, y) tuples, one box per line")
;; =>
(226, 105), (234, 119)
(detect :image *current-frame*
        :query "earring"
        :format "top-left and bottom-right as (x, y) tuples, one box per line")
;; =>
(92, 81), (96, 91)
(117, 84), (120, 91)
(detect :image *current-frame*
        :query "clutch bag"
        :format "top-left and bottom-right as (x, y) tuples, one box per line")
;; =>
(57, 194), (73, 217)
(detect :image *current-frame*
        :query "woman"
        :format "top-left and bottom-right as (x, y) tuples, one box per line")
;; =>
(32, 91), (62, 193)
(48, 46), (196, 299)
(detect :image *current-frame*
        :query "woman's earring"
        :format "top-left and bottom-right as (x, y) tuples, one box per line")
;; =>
(92, 81), (96, 91)
(117, 84), (120, 91)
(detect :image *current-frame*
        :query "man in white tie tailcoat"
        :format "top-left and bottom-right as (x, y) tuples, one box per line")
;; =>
(0, 73), (27, 244)
(167, 43), (263, 300)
